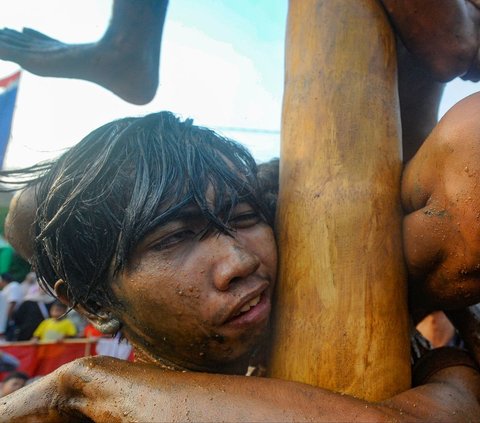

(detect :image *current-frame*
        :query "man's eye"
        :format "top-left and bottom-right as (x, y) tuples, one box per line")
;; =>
(229, 212), (261, 229)
(152, 230), (195, 250)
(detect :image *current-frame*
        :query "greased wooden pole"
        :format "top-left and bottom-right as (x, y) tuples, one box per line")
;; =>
(268, 0), (410, 401)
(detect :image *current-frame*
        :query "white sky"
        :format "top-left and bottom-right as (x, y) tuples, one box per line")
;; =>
(0, 0), (478, 169)
(0, 0), (285, 168)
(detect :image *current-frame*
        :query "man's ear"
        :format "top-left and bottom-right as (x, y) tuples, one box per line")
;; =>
(54, 279), (121, 335)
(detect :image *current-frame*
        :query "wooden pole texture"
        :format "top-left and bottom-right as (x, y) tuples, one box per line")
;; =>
(268, 0), (411, 401)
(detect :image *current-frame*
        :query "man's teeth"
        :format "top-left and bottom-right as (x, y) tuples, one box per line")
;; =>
(235, 295), (261, 316)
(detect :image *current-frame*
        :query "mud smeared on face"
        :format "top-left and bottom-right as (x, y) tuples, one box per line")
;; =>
(112, 200), (277, 375)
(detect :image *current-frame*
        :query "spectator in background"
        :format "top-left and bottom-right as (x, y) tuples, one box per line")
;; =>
(10, 273), (55, 341)
(66, 308), (88, 337)
(0, 371), (28, 397)
(0, 273), (23, 340)
(20, 272), (37, 298)
(416, 311), (464, 349)
(11, 297), (51, 341)
(33, 301), (77, 342)
(83, 322), (103, 339)
(22, 272), (55, 305)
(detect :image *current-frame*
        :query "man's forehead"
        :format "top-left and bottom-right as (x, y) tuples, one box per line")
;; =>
(164, 200), (233, 221)
(167, 204), (205, 221)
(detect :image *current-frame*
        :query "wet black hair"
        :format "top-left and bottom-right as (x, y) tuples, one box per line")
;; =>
(4, 112), (272, 315)
(257, 158), (279, 217)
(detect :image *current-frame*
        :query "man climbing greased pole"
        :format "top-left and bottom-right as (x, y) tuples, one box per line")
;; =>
(1, 95), (480, 420)
(0, 0), (478, 420)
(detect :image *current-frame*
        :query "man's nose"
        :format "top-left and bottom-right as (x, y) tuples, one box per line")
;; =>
(212, 233), (260, 291)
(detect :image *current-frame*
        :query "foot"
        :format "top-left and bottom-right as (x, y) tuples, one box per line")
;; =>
(0, 27), (159, 104)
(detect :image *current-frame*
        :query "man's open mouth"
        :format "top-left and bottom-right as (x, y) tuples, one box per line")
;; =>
(232, 294), (261, 318)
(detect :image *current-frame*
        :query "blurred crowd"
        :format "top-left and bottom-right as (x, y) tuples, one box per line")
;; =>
(0, 350), (49, 397)
(0, 271), (132, 398)
(0, 271), (91, 342)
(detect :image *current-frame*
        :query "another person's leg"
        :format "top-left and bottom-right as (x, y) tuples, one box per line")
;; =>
(382, 0), (480, 81)
(0, 0), (168, 105)
(397, 40), (446, 163)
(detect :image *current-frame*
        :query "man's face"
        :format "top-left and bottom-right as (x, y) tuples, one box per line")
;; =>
(111, 201), (277, 373)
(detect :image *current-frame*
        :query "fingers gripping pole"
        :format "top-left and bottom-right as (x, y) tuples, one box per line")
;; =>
(268, 0), (411, 401)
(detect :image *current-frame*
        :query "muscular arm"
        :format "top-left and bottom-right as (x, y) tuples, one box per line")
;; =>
(1, 355), (479, 422)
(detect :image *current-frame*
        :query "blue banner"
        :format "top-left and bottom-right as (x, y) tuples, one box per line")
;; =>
(0, 71), (21, 169)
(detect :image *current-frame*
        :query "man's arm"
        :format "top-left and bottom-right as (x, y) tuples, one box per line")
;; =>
(1, 355), (479, 422)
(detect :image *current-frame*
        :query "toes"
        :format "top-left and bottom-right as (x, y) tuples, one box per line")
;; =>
(22, 27), (59, 43)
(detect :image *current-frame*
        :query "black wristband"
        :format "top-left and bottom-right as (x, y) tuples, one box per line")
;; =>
(412, 346), (479, 386)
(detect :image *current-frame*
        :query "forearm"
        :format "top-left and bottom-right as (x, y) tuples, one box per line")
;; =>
(57, 357), (383, 422)
(0, 356), (402, 422)
(19, 357), (480, 422)
(154, 371), (479, 423)
(2, 355), (479, 422)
